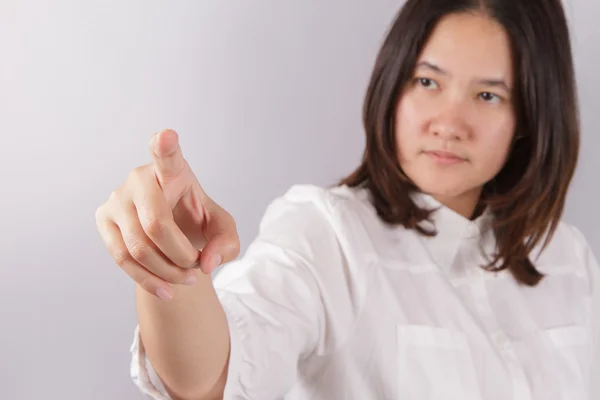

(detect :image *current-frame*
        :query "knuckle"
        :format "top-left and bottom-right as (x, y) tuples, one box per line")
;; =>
(222, 212), (233, 225)
(112, 246), (132, 268)
(108, 187), (129, 208)
(232, 238), (241, 255)
(108, 189), (120, 203)
(227, 218), (241, 255)
(227, 212), (238, 230)
(128, 240), (152, 263)
(127, 165), (146, 183)
(142, 217), (169, 238)
(130, 165), (144, 177)
(228, 235), (241, 257)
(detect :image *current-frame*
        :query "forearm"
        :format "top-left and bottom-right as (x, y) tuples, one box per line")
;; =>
(135, 270), (229, 399)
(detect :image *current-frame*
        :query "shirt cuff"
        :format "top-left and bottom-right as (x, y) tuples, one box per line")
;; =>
(219, 291), (247, 400)
(130, 325), (172, 400)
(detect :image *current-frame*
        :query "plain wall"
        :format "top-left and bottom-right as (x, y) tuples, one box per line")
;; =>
(0, 0), (596, 399)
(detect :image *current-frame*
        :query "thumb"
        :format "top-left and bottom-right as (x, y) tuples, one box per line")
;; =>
(150, 129), (187, 187)
(198, 201), (241, 274)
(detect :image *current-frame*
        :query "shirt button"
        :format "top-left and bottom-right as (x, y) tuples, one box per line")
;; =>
(492, 332), (510, 350)
(465, 224), (479, 237)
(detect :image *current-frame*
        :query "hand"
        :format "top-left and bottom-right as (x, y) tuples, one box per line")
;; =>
(95, 129), (240, 301)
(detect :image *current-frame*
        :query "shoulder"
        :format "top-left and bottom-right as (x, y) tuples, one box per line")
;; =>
(258, 183), (373, 235)
(541, 221), (593, 260)
(532, 220), (598, 280)
(256, 183), (382, 266)
(268, 183), (371, 212)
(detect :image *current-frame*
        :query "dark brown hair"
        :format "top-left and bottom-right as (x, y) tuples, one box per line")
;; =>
(339, 0), (580, 286)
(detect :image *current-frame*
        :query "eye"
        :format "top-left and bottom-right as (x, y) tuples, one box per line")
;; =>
(479, 92), (501, 104)
(416, 78), (439, 90)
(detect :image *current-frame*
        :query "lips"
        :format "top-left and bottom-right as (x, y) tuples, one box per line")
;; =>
(428, 150), (464, 159)
(423, 150), (466, 164)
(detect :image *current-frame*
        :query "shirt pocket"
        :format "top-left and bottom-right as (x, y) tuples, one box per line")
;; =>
(544, 325), (592, 397)
(396, 325), (482, 400)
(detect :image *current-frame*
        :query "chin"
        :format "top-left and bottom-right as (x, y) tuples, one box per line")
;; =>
(421, 187), (468, 199)
(411, 176), (473, 199)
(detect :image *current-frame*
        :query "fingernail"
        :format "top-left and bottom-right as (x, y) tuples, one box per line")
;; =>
(155, 287), (172, 301)
(183, 275), (197, 286)
(208, 254), (222, 272)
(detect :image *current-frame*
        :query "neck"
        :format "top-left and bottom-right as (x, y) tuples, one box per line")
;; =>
(432, 187), (482, 220)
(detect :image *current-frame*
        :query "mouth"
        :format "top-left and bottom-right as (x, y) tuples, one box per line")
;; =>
(423, 150), (467, 165)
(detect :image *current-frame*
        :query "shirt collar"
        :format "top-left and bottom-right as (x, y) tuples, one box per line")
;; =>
(410, 191), (495, 270)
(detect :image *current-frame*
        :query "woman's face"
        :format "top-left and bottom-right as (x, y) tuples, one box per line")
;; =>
(395, 12), (516, 217)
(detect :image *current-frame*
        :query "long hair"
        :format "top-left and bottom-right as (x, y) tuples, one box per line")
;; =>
(339, 0), (580, 287)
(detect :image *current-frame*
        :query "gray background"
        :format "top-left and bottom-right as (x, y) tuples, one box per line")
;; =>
(0, 0), (594, 399)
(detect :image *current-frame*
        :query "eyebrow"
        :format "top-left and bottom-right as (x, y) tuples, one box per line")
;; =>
(415, 61), (511, 92)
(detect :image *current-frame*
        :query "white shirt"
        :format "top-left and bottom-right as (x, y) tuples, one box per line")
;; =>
(130, 184), (600, 399)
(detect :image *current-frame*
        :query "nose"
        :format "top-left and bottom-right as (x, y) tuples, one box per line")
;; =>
(429, 103), (470, 141)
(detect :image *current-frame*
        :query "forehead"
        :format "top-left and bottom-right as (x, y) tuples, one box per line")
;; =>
(418, 12), (514, 83)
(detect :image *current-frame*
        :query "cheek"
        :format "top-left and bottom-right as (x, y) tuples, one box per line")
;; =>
(475, 118), (516, 171)
(395, 96), (426, 158)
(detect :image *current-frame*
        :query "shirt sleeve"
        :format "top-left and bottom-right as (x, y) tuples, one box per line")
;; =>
(568, 225), (600, 397)
(129, 185), (347, 400)
(213, 186), (346, 399)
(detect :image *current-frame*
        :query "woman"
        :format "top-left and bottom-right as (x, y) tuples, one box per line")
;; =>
(95, 0), (599, 398)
